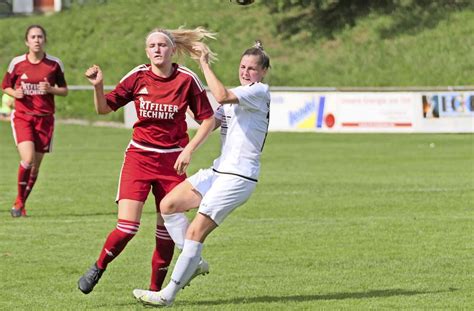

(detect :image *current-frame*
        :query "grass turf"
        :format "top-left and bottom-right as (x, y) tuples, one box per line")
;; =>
(0, 121), (472, 310)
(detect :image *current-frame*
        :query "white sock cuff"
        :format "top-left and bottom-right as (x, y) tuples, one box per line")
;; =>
(182, 239), (203, 257)
(163, 213), (188, 226)
(163, 213), (189, 250)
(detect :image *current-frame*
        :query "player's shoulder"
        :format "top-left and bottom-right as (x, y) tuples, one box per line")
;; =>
(176, 64), (205, 91)
(7, 54), (27, 73)
(247, 82), (269, 92)
(119, 64), (150, 83)
(238, 82), (270, 98)
(45, 54), (65, 72)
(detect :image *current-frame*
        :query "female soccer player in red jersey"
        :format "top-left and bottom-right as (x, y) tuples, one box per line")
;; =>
(78, 27), (216, 295)
(2, 25), (68, 217)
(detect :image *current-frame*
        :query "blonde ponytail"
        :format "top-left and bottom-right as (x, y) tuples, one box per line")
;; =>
(146, 27), (217, 63)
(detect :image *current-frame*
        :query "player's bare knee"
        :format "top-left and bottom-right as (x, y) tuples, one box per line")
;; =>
(186, 226), (205, 242)
(186, 218), (214, 242)
(160, 196), (177, 215)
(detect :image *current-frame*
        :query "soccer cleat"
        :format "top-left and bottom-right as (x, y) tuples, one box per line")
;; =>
(11, 200), (26, 218)
(183, 258), (209, 288)
(133, 289), (173, 307)
(10, 207), (22, 218)
(78, 263), (105, 294)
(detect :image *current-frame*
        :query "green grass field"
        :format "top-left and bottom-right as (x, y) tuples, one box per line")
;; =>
(0, 121), (473, 310)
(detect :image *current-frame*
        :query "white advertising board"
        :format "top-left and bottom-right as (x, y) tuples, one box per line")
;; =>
(124, 90), (474, 133)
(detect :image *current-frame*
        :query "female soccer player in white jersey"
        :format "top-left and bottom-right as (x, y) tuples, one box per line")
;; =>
(77, 28), (216, 295)
(133, 40), (271, 307)
(2, 25), (68, 217)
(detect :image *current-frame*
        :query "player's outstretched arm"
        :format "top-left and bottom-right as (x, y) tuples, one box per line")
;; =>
(194, 43), (238, 104)
(85, 65), (112, 114)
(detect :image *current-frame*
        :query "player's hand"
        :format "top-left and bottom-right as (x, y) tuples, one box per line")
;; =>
(85, 65), (103, 86)
(174, 147), (193, 175)
(13, 87), (24, 99)
(193, 43), (209, 65)
(38, 77), (51, 94)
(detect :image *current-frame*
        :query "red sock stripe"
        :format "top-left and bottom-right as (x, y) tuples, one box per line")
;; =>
(116, 219), (140, 234)
(118, 219), (140, 225)
(155, 225), (172, 240)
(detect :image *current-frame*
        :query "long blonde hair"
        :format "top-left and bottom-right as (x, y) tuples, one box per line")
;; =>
(146, 27), (217, 63)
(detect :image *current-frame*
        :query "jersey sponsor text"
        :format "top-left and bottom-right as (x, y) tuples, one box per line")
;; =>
(138, 96), (178, 119)
(21, 82), (46, 95)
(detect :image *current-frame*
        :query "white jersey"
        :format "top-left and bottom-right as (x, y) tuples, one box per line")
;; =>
(212, 82), (271, 181)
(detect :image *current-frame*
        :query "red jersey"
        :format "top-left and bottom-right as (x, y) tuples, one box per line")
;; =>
(2, 53), (67, 115)
(106, 63), (213, 148)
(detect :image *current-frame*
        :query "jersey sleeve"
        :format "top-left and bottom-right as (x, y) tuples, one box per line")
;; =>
(1, 59), (17, 90)
(1, 71), (15, 90)
(188, 78), (214, 121)
(231, 82), (270, 111)
(105, 74), (135, 111)
(54, 62), (67, 87)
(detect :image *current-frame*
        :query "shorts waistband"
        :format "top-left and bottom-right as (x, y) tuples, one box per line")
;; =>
(212, 168), (258, 182)
(129, 140), (184, 153)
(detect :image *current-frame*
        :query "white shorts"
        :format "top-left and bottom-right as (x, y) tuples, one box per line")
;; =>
(187, 168), (257, 225)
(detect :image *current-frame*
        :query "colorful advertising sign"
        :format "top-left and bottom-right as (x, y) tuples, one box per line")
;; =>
(422, 93), (474, 118)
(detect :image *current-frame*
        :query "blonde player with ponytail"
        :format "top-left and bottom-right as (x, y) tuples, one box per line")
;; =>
(78, 27), (216, 295)
(134, 40), (272, 307)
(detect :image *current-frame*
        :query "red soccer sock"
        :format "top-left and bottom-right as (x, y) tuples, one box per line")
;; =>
(96, 219), (140, 270)
(15, 161), (32, 208)
(149, 225), (175, 291)
(24, 173), (38, 200)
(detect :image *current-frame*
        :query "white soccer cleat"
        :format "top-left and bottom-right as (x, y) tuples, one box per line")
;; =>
(133, 289), (173, 307)
(183, 258), (209, 288)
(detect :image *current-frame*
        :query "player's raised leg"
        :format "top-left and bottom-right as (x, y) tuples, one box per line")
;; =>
(160, 180), (202, 249)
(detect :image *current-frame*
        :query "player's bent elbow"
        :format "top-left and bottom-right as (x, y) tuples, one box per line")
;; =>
(214, 90), (238, 105)
(213, 93), (228, 104)
(96, 107), (111, 115)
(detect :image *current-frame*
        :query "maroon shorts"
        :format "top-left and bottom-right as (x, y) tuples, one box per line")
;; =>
(11, 110), (55, 153)
(116, 142), (186, 211)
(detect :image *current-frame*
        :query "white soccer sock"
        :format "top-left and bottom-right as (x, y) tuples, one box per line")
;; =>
(160, 239), (203, 300)
(162, 213), (189, 250)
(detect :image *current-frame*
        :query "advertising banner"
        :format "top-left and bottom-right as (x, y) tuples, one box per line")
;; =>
(124, 90), (474, 133)
(422, 92), (474, 118)
(323, 93), (418, 132)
